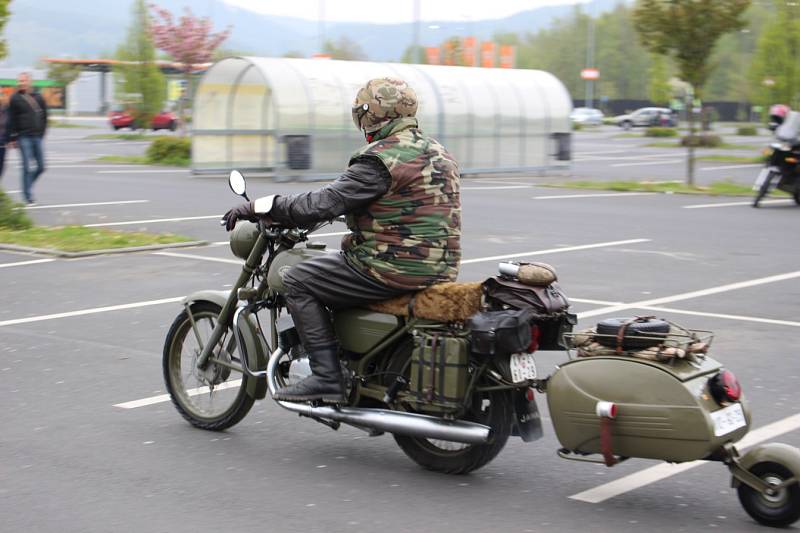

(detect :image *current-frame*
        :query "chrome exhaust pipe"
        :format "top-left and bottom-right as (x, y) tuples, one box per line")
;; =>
(267, 347), (492, 445)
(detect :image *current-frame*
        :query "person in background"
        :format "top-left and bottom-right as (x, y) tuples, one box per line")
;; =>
(0, 92), (9, 182)
(7, 72), (48, 205)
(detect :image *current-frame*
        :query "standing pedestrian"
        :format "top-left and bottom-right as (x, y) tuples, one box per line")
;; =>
(0, 91), (9, 182)
(7, 72), (47, 205)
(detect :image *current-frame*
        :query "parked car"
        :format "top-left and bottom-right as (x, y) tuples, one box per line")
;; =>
(570, 107), (604, 126)
(614, 107), (676, 129)
(109, 109), (179, 131)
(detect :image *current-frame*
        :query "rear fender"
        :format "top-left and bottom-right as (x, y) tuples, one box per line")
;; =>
(183, 290), (269, 400)
(732, 442), (800, 490)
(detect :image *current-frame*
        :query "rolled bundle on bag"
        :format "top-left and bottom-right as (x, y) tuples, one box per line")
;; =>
(498, 262), (557, 286)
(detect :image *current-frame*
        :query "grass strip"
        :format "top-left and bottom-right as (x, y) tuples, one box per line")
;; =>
(0, 225), (191, 252)
(539, 179), (784, 197)
(49, 121), (95, 129)
(86, 133), (152, 141)
(695, 155), (765, 164)
(645, 141), (763, 150)
(94, 155), (189, 167)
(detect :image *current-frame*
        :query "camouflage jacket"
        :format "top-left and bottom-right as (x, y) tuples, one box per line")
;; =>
(342, 117), (461, 290)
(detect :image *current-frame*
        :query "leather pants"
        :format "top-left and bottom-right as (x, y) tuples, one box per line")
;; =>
(283, 252), (407, 351)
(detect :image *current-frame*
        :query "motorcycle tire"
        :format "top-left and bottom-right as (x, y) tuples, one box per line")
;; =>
(163, 301), (255, 431)
(393, 388), (513, 475)
(737, 461), (800, 527)
(794, 190), (800, 206)
(595, 317), (670, 350)
(753, 171), (774, 208)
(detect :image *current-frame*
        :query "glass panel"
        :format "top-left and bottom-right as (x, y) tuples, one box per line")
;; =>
(484, 70), (522, 168)
(194, 58), (248, 130)
(192, 135), (228, 169)
(230, 134), (264, 169)
(231, 65), (268, 131)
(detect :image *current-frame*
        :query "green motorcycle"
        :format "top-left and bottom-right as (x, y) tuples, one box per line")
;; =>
(162, 171), (545, 475)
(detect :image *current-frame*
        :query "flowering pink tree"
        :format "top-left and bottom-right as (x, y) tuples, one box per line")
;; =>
(149, 4), (231, 131)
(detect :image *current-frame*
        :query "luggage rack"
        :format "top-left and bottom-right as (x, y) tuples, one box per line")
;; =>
(562, 321), (715, 362)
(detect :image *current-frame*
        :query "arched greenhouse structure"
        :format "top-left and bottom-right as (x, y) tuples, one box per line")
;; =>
(192, 57), (572, 177)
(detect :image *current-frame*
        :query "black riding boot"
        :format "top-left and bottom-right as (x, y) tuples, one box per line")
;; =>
(272, 347), (345, 403)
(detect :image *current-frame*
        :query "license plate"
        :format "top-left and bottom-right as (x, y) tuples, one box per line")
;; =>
(710, 403), (746, 437)
(510, 353), (537, 383)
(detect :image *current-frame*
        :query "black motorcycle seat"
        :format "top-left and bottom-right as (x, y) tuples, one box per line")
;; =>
(368, 281), (483, 322)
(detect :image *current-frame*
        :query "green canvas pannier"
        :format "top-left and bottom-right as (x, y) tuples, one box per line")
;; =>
(409, 330), (470, 412)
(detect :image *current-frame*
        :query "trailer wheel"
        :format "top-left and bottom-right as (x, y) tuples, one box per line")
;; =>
(737, 461), (800, 527)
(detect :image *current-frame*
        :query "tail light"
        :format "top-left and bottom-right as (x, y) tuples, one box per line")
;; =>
(709, 370), (742, 404)
(528, 325), (540, 353)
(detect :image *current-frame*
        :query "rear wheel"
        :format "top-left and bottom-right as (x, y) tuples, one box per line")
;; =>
(163, 302), (254, 430)
(737, 461), (800, 527)
(393, 389), (513, 475)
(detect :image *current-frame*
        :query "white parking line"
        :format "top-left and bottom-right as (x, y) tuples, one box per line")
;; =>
(569, 412), (800, 503)
(577, 270), (800, 319)
(639, 305), (800, 328)
(96, 169), (187, 174)
(461, 239), (651, 264)
(700, 164), (763, 172)
(114, 380), (243, 409)
(0, 258), (56, 269)
(533, 193), (654, 200)
(0, 297), (183, 328)
(571, 298), (624, 306)
(85, 215), (220, 227)
(24, 200), (149, 210)
(462, 185), (533, 191)
(153, 251), (242, 265)
(683, 199), (792, 209)
(611, 159), (682, 168)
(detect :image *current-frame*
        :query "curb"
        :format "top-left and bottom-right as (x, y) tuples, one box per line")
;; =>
(0, 240), (209, 258)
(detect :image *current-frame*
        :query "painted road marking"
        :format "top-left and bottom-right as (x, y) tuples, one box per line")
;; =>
(700, 164), (763, 172)
(24, 200), (149, 210)
(0, 258), (56, 269)
(533, 193), (655, 200)
(461, 239), (651, 264)
(611, 159), (682, 168)
(639, 305), (800, 328)
(683, 199), (792, 209)
(577, 270), (800, 319)
(96, 169), (187, 174)
(153, 251), (243, 265)
(569, 413), (800, 503)
(462, 185), (533, 191)
(571, 298), (625, 306)
(0, 297), (183, 328)
(85, 215), (221, 227)
(114, 380), (243, 409)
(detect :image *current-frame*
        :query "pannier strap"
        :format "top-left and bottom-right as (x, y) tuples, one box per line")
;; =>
(615, 316), (655, 355)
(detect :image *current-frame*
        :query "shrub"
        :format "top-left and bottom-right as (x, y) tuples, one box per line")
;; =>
(645, 127), (678, 137)
(0, 190), (33, 230)
(737, 126), (758, 136)
(146, 136), (190, 166)
(680, 134), (723, 148)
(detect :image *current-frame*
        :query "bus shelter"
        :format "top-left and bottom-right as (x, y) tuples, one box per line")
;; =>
(192, 57), (572, 177)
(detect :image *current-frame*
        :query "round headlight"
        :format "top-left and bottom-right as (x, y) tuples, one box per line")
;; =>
(229, 221), (259, 260)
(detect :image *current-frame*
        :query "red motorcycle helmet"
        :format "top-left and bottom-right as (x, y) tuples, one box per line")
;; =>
(768, 104), (790, 131)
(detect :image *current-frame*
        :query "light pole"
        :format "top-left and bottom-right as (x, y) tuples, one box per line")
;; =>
(585, 10), (596, 108)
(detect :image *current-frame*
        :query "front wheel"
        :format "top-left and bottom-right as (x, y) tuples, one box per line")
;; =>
(753, 171), (775, 208)
(737, 461), (800, 527)
(163, 301), (254, 430)
(394, 389), (513, 475)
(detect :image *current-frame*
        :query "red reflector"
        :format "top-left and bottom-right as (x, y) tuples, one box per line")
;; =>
(721, 370), (741, 401)
(528, 325), (540, 353)
(526, 388), (535, 402)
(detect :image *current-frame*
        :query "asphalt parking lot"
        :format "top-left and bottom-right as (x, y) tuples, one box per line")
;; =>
(1, 124), (798, 532)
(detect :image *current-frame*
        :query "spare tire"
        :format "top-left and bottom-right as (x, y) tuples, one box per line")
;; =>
(595, 317), (670, 351)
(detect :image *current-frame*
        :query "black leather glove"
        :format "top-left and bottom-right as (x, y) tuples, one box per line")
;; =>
(222, 201), (257, 231)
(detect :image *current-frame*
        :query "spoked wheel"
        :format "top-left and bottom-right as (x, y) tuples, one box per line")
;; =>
(393, 389), (513, 475)
(163, 302), (254, 430)
(737, 461), (800, 527)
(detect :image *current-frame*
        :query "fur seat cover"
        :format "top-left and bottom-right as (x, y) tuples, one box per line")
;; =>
(368, 281), (483, 322)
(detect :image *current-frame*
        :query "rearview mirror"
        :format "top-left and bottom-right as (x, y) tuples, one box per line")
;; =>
(229, 170), (248, 199)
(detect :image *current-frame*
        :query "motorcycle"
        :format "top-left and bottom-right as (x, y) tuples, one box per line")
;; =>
(163, 171), (800, 526)
(753, 112), (800, 208)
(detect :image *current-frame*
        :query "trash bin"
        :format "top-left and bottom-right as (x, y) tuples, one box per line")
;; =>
(284, 135), (312, 170)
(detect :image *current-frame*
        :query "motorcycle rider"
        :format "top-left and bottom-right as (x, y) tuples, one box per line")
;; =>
(222, 78), (462, 403)
(768, 104), (790, 131)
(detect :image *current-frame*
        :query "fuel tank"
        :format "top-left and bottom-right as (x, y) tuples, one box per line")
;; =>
(266, 247), (329, 293)
(546, 355), (751, 463)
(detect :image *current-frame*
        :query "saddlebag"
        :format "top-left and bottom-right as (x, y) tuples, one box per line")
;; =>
(467, 308), (535, 356)
(409, 330), (470, 412)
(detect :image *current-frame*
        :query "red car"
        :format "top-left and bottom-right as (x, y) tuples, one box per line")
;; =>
(109, 110), (179, 131)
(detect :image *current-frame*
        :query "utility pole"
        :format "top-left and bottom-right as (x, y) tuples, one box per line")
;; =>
(585, 12), (596, 108)
(413, 0), (421, 63)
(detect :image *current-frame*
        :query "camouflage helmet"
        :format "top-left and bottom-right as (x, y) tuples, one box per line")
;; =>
(352, 78), (418, 134)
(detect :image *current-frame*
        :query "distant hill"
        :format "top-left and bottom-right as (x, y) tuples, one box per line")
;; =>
(3, 0), (624, 67)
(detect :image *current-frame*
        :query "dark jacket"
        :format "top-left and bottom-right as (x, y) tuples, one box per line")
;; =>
(7, 90), (48, 140)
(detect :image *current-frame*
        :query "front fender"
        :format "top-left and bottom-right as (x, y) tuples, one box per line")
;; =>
(183, 290), (269, 400)
(733, 442), (800, 488)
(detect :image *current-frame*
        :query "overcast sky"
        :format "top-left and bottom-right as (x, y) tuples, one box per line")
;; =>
(222, 0), (589, 23)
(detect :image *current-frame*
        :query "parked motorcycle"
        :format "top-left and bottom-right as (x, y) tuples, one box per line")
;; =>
(753, 111), (800, 208)
(164, 171), (800, 526)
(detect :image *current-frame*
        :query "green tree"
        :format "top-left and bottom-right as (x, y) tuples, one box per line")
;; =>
(749, 1), (800, 109)
(400, 45), (426, 64)
(647, 53), (671, 105)
(633, 0), (751, 186)
(0, 0), (9, 60)
(322, 37), (365, 61)
(114, 0), (165, 127)
(47, 62), (82, 87)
